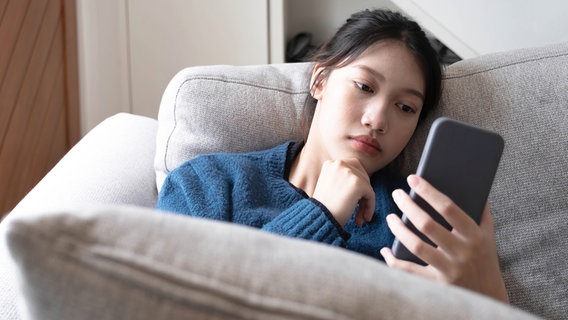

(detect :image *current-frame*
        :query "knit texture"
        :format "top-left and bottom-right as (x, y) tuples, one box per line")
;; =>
(157, 141), (406, 260)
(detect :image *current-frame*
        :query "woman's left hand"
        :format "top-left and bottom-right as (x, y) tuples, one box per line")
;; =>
(380, 175), (509, 303)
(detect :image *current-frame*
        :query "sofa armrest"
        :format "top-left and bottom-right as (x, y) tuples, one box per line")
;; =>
(11, 113), (159, 216)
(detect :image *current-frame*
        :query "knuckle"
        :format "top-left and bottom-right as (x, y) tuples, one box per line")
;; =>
(408, 241), (431, 258)
(415, 217), (437, 235)
(327, 159), (341, 168)
(438, 199), (455, 214)
(392, 260), (410, 272)
(444, 269), (462, 284)
(447, 260), (475, 285)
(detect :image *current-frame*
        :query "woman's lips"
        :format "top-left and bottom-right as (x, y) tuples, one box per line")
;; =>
(351, 135), (382, 155)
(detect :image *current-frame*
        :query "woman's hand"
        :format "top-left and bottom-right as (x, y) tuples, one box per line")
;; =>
(380, 175), (509, 303)
(312, 158), (375, 227)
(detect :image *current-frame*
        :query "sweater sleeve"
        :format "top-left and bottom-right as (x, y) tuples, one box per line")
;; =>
(262, 198), (350, 247)
(156, 169), (193, 214)
(156, 161), (228, 220)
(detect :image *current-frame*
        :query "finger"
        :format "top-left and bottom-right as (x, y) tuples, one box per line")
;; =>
(391, 189), (457, 257)
(355, 187), (376, 226)
(342, 158), (374, 226)
(385, 212), (448, 268)
(342, 158), (370, 182)
(380, 247), (420, 270)
(407, 175), (478, 237)
(380, 247), (437, 280)
(393, 185), (472, 260)
(355, 205), (364, 226)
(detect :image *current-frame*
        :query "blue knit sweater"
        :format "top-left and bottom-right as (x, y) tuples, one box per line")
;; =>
(156, 141), (407, 260)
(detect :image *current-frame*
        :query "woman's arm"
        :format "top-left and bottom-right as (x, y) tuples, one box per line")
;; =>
(380, 175), (509, 303)
(157, 158), (349, 246)
(156, 162), (229, 221)
(262, 198), (349, 247)
(263, 157), (374, 246)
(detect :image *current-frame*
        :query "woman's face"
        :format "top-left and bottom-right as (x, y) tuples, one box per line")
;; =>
(309, 40), (426, 175)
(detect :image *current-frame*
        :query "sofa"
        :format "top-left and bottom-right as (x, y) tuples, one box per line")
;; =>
(1, 41), (567, 319)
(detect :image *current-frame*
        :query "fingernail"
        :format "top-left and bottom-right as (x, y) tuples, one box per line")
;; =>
(407, 175), (419, 188)
(392, 189), (402, 199)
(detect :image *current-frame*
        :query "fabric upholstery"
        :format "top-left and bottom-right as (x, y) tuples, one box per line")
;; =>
(0, 113), (159, 319)
(3, 206), (538, 320)
(12, 113), (159, 213)
(401, 42), (568, 320)
(154, 63), (312, 190)
(0, 244), (18, 320)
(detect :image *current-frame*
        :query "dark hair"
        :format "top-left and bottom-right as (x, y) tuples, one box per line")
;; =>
(301, 9), (442, 138)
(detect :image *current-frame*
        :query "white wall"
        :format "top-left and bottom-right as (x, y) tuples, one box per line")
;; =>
(76, 0), (270, 135)
(76, 0), (130, 136)
(391, 0), (568, 58)
(127, 0), (269, 119)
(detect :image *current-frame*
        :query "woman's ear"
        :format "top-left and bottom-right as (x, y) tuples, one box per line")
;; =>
(309, 64), (326, 100)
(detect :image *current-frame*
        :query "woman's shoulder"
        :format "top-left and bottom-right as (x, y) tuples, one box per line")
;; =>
(173, 141), (296, 177)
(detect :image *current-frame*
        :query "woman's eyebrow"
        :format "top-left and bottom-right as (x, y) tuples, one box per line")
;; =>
(353, 64), (425, 101)
(353, 64), (385, 81)
(402, 87), (425, 101)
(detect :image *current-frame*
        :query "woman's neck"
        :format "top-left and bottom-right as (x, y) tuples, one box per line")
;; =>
(288, 140), (323, 197)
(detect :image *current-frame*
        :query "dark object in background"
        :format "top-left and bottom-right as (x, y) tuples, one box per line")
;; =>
(286, 32), (318, 62)
(429, 38), (462, 66)
(286, 32), (461, 66)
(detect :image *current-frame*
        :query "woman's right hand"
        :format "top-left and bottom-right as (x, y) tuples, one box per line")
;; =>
(381, 175), (509, 303)
(312, 158), (375, 226)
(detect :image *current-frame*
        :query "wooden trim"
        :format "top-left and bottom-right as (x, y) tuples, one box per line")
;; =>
(0, 0), (33, 147)
(62, 0), (80, 146)
(0, 0), (79, 215)
(0, 0), (10, 24)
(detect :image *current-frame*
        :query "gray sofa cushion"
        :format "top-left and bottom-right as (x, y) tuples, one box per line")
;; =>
(154, 42), (568, 319)
(3, 206), (538, 320)
(154, 63), (312, 190)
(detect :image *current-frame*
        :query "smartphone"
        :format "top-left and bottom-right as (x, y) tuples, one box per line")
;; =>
(391, 117), (504, 265)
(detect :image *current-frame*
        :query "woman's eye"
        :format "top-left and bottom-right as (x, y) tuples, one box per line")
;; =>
(355, 82), (374, 93)
(396, 103), (416, 114)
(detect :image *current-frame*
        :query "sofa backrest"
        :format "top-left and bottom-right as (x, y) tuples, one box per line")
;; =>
(406, 42), (568, 320)
(155, 42), (568, 319)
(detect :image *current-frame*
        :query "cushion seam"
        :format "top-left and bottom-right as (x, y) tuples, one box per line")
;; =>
(178, 76), (310, 95)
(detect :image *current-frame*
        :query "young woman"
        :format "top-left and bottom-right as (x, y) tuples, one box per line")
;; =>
(157, 9), (509, 303)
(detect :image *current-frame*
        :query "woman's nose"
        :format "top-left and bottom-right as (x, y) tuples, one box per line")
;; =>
(361, 103), (388, 133)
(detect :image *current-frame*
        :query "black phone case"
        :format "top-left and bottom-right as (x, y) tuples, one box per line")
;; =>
(391, 117), (504, 265)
